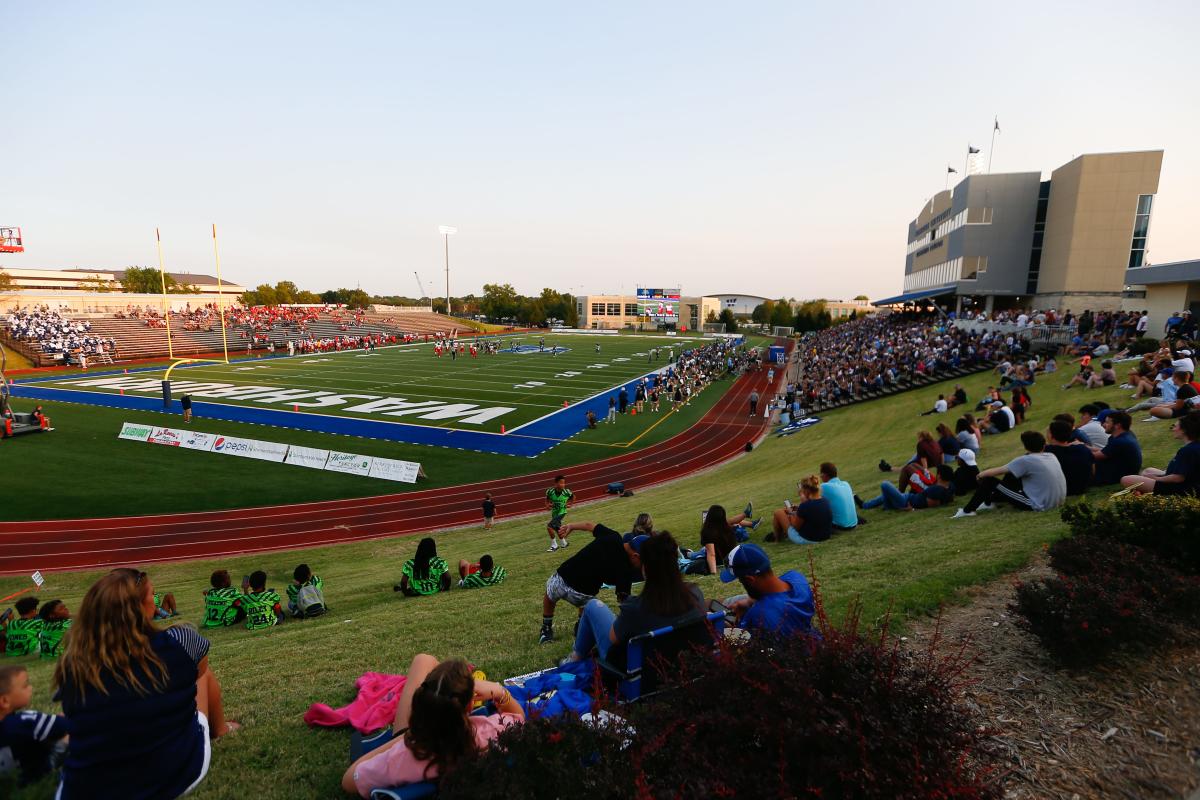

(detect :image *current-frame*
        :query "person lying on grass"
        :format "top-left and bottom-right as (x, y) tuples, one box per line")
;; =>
(55, 568), (238, 799)
(1118, 410), (1200, 496)
(457, 555), (507, 588)
(342, 654), (525, 797)
(561, 532), (707, 666)
(858, 464), (956, 512)
(36, 599), (72, 659)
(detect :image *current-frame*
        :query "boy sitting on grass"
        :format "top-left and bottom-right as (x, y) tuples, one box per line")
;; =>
(287, 563), (327, 618)
(153, 590), (179, 619)
(202, 569), (245, 629)
(0, 665), (68, 787)
(1, 598), (43, 657)
(36, 601), (72, 660)
(457, 555), (507, 588)
(243, 571), (284, 631)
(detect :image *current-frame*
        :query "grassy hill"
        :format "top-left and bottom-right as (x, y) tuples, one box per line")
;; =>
(3, 366), (1181, 800)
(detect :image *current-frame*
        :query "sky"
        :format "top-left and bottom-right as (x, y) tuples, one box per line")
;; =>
(3, 1), (1199, 301)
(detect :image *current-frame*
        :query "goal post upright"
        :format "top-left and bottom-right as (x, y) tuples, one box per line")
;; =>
(212, 223), (231, 364)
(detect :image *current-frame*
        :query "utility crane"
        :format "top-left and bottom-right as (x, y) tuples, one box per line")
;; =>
(413, 271), (429, 300)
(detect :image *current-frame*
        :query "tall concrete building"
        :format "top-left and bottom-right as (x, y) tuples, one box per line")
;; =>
(876, 150), (1163, 313)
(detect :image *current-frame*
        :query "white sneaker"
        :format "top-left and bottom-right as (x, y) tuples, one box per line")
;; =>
(952, 509), (976, 519)
(978, 503), (996, 511)
(1143, 416), (1159, 422)
(547, 543), (559, 552)
(560, 537), (569, 549)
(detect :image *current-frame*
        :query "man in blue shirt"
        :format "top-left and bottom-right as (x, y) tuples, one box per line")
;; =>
(1090, 411), (1142, 485)
(819, 462), (858, 530)
(719, 544), (814, 637)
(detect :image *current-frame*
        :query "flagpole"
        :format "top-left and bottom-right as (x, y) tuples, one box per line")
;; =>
(987, 117), (999, 173)
(155, 228), (175, 360)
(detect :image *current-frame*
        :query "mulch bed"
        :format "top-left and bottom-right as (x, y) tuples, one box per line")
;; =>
(904, 554), (1200, 800)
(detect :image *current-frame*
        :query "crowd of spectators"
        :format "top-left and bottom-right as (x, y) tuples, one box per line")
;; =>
(3, 308), (115, 362)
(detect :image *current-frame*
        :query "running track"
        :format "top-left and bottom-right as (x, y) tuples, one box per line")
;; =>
(0, 349), (787, 574)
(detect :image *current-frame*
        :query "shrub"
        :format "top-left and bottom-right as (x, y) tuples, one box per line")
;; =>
(1127, 336), (1160, 355)
(1011, 573), (1171, 666)
(447, 608), (1001, 799)
(1061, 495), (1200, 573)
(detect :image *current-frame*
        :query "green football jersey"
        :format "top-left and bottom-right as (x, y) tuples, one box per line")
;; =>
(39, 619), (72, 659)
(286, 576), (325, 607)
(243, 590), (282, 631)
(5, 617), (44, 656)
(546, 487), (573, 516)
(461, 566), (507, 589)
(202, 587), (244, 628)
(402, 557), (449, 595)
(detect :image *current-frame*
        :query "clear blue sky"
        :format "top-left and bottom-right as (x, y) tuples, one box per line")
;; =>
(4, 1), (1198, 300)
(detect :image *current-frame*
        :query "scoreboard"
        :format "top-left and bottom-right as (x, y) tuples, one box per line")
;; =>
(636, 287), (681, 321)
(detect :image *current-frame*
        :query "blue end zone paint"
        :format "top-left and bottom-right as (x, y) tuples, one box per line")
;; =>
(10, 336), (745, 458)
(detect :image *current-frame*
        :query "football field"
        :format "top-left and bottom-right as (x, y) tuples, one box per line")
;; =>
(14, 333), (718, 452)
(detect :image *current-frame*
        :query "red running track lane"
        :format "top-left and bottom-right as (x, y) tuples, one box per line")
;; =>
(0, 354), (786, 574)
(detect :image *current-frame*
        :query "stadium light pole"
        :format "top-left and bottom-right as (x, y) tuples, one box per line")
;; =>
(438, 226), (457, 316)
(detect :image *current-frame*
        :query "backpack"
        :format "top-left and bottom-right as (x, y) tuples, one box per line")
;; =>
(294, 581), (326, 617)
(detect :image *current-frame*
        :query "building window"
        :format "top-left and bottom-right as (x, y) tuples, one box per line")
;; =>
(606, 303), (621, 315)
(591, 303), (604, 315)
(1128, 194), (1153, 268)
(624, 303), (638, 316)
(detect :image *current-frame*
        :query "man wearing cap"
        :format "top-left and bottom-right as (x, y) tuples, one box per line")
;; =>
(1148, 364), (1198, 420)
(719, 544), (815, 637)
(952, 447), (980, 495)
(538, 521), (645, 644)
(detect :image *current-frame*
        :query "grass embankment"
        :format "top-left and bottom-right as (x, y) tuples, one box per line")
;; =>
(3, 367), (1181, 800)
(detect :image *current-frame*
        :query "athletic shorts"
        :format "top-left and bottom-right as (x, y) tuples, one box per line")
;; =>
(545, 572), (593, 608)
(547, 513), (567, 531)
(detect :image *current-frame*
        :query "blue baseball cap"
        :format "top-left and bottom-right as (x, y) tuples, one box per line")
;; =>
(719, 543), (772, 583)
(624, 534), (651, 554)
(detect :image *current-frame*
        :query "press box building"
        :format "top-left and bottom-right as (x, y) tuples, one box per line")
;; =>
(876, 150), (1163, 314)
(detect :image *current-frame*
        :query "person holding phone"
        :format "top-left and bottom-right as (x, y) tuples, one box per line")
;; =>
(767, 476), (832, 544)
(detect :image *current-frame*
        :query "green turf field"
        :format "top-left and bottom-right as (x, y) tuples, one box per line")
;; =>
(2, 368), (1184, 800)
(26, 333), (708, 433)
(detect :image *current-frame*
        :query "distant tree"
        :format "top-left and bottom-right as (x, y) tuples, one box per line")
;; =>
(77, 273), (116, 293)
(482, 283), (520, 320)
(751, 301), (773, 325)
(769, 299), (794, 329)
(854, 294), (869, 301)
(793, 300), (832, 332)
(250, 284), (279, 306)
(121, 266), (176, 294)
(718, 308), (739, 333)
(296, 290), (321, 304)
(273, 281), (299, 304)
(0, 270), (13, 294)
(705, 309), (719, 323)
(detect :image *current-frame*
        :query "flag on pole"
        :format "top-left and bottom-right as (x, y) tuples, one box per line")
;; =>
(968, 145), (980, 154)
(994, 117), (1000, 133)
(947, 166), (958, 174)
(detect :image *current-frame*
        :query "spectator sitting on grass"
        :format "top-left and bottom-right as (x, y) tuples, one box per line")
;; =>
(0, 664), (68, 787)
(342, 654), (525, 797)
(919, 394), (948, 416)
(718, 544), (815, 638)
(883, 430), (943, 491)
(680, 505), (746, 576)
(818, 462), (859, 531)
(982, 399), (1015, 435)
(952, 448), (979, 495)
(539, 521), (643, 644)
(55, 568), (237, 798)
(1089, 411), (1142, 485)
(947, 383), (968, 408)
(202, 570), (245, 629)
(1, 598), (43, 656)
(858, 464), (955, 512)
(561, 532), (706, 666)
(955, 416), (980, 454)
(766, 476), (832, 544)
(152, 590), (178, 619)
(953, 431), (1067, 518)
(1147, 365), (1198, 421)
(1118, 410), (1200, 496)
(396, 538), (451, 597)
(458, 555), (507, 588)
(243, 571), (284, 630)
(1045, 419), (1095, 496)
(936, 423), (962, 463)
(1075, 404), (1109, 447)
(288, 564), (327, 618)
(36, 600), (72, 659)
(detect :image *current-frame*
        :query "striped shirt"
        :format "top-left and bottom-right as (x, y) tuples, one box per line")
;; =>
(461, 566), (507, 589)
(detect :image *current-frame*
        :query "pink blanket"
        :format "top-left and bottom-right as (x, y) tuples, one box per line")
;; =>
(304, 672), (407, 733)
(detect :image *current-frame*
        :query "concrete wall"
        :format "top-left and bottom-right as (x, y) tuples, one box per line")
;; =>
(1138, 282), (1198, 337)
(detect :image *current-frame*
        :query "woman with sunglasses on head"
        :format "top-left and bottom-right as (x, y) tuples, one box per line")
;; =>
(53, 568), (237, 799)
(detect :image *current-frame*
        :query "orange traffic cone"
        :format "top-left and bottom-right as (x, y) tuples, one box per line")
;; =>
(631, 407), (637, 416)
(563, 400), (569, 408)
(500, 424), (506, 434)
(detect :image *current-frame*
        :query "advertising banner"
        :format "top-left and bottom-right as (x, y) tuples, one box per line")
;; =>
(118, 422), (155, 442)
(212, 435), (289, 463)
(367, 457), (424, 483)
(147, 427), (183, 447)
(179, 430), (218, 452)
(325, 451), (373, 476)
(285, 445), (331, 470)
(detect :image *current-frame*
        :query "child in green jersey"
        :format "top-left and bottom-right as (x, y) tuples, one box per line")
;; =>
(152, 591), (179, 619)
(242, 571), (284, 631)
(1, 598), (43, 657)
(202, 570), (245, 629)
(287, 564), (327, 618)
(457, 555), (507, 588)
(395, 538), (451, 596)
(36, 600), (72, 659)
(545, 474), (574, 552)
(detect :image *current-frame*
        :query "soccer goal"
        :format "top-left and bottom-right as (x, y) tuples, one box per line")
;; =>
(702, 323), (726, 334)
(771, 326), (795, 337)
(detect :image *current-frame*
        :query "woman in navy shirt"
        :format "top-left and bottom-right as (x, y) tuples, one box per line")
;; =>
(1121, 411), (1200, 496)
(770, 475), (833, 544)
(54, 568), (238, 799)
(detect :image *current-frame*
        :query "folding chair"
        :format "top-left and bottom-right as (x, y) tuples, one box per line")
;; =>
(597, 610), (725, 701)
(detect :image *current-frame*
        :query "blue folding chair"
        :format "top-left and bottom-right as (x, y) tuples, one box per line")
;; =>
(597, 610), (725, 701)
